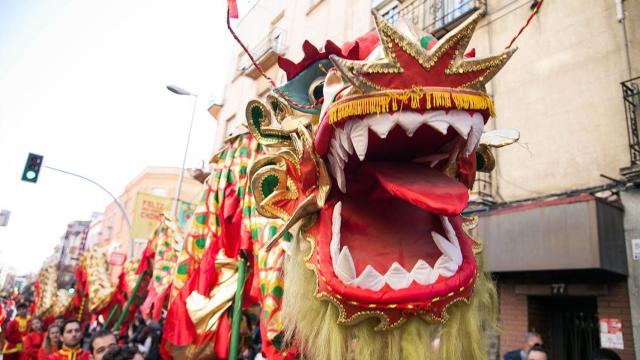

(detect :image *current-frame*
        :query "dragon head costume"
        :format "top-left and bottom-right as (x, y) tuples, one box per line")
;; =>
(246, 12), (519, 359)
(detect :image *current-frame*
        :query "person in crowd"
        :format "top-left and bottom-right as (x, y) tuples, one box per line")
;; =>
(89, 330), (117, 360)
(0, 301), (7, 330)
(102, 345), (144, 360)
(21, 317), (43, 360)
(591, 348), (622, 360)
(504, 332), (543, 360)
(127, 315), (145, 346)
(52, 317), (64, 330)
(3, 302), (30, 360)
(47, 320), (90, 360)
(38, 324), (60, 360)
(527, 345), (548, 360)
(132, 321), (161, 360)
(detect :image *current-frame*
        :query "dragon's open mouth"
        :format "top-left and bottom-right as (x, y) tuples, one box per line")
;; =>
(312, 106), (485, 302)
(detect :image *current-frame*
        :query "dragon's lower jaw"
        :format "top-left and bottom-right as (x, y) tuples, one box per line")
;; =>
(330, 200), (463, 291)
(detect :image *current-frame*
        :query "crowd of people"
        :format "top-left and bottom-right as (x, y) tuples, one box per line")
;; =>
(503, 332), (622, 360)
(0, 301), (161, 360)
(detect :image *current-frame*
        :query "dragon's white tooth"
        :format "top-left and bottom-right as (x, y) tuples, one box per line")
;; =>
(424, 110), (450, 134)
(448, 111), (473, 140)
(426, 120), (450, 134)
(327, 152), (341, 179)
(353, 265), (385, 291)
(328, 151), (347, 193)
(434, 255), (458, 277)
(335, 246), (357, 284)
(343, 120), (354, 134)
(366, 113), (396, 139)
(397, 111), (424, 137)
(463, 113), (485, 156)
(330, 202), (342, 269)
(327, 152), (346, 193)
(336, 128), (354, 155)
(432, 231), (462, 266)
(440, 217), (461, 263)
(411, 260), (439, 285)
(385, 262), (412, 290)
(350, 120), (369, 161)
(331, 137), (349, 162)
(336, 166), (346, 193)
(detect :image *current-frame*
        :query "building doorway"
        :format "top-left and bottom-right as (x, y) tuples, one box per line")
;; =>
(528, 296), (599, 360)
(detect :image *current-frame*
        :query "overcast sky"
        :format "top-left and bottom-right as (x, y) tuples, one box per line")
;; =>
(0, 0), (248, 274)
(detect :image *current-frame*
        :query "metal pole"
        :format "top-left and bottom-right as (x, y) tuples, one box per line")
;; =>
(228, 254), (247, 360)
(104, 304), (120, 328)
(43, 165), (135, 258)
(172, 94), (198, 218)
(112, 272), (144, 333)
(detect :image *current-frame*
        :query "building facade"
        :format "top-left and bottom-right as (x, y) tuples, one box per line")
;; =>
(56, 220), (90, 288)
(210, 0), (640, 359)
(85, 212), (104, 250)
(95, 166), (202, 278)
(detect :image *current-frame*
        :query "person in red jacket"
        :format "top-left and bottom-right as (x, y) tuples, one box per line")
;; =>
(3, 303), (30, 360)
(21, 318), (43, 360)
(38, 324), (60, 360)
(47, 320), (89, 360)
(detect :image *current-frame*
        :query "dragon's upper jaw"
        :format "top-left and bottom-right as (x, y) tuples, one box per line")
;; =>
(313, 108), (484, 298)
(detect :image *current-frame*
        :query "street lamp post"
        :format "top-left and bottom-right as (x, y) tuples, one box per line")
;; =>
(42, 165), (134, 258)
(166, 85), (198, 218)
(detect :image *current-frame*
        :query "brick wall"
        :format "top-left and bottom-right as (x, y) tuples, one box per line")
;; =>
(597, 281), (637, 360)
(499, 280), (528, 356)
(498, 280), (636, 360)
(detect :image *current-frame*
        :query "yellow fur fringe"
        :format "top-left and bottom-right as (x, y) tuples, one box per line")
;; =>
(281, 230), (498, 360)
(328, 90), (495, 125)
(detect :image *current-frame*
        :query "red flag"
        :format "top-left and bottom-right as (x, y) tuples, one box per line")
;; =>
(213, 313), (231, 358)
(163, 274), (198, 346)
(228, 0), (238, 19)
(136, 241), (156, 275)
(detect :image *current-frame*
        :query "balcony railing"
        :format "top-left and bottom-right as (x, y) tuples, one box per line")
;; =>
(470, 171), (495, 207)
(381, 0), (486, 38)
(237, 27), (287, 79)
(621, 76), (640, 167)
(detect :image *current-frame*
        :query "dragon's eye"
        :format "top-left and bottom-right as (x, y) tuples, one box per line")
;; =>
(308, 77), (325, 104)
(476, 144), (495, 172)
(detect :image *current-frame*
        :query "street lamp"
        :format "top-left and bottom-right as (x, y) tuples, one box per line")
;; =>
(166, 84), (198, 218)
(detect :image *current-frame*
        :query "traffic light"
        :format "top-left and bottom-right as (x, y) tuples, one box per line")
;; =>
(21, 153), (44, 183)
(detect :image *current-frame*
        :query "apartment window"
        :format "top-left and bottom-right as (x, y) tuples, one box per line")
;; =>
(621, 76), (640, 167)
(383, 5), (400, 24)
(391, 0), (482, 36)
(435, 0), (475, 29)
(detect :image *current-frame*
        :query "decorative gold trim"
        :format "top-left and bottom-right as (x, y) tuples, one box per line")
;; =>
(327, 88), (495, 125)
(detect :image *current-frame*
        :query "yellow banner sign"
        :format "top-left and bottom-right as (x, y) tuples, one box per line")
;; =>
(131, 192), (172, 239)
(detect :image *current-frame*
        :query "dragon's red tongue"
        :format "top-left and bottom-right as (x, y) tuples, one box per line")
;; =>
(361, 162), (469, 216)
